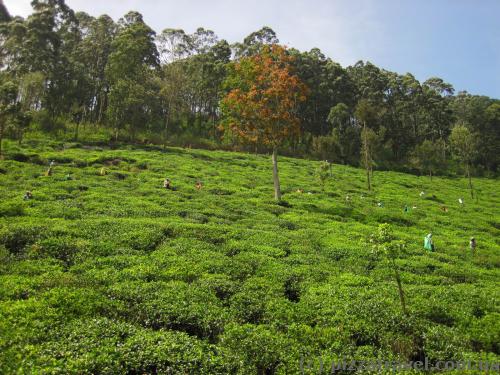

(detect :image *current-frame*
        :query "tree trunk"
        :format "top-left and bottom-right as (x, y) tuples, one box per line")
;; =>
(366, 166), (371, 191)
(363, 124), (371, 191)
(18, 128), (23, 145)
(164, 112), (170, 148)
(429, 169), (432, 182)
(0, 123), (4, 160)
(363, 122), (372, 191)
(392, 258), (407, 316)
(467, 163), (473, 199)
(74, 122), (79, 141)
(272, 146), (281, 201)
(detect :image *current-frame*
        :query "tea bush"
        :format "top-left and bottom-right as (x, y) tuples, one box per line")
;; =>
(0, 137), (498, 373)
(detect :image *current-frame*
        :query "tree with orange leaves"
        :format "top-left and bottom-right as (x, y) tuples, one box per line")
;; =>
(220, 45), (308, 201)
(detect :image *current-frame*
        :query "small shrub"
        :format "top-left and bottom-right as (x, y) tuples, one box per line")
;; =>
(0, 224), (47, 255)
(0, 202), (25, 217)
(8, 152), (30, 162)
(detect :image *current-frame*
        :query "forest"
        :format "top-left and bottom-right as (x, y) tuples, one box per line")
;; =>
(0, 0), (499, 177)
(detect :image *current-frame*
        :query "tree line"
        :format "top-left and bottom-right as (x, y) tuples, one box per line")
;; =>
(0, 0), (499, 180)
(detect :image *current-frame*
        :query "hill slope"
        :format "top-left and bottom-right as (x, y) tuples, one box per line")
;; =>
(0, 139), (499, 373)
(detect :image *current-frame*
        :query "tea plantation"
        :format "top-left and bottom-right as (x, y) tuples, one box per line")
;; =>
(0, 138), (499, 374)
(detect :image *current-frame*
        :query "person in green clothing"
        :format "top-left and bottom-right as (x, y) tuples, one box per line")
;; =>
(424, 233), (434, 251)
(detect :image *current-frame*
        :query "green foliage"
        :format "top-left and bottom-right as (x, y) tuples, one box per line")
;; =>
(0, 2), (499, 175)
(370, 223), (406, 259)
(0, 139), (498, 373)
(315, 160), (330, 191)
(410, 139), (446, 178)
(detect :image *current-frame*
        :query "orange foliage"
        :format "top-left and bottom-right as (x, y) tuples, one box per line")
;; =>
(221, 44), (309, 147)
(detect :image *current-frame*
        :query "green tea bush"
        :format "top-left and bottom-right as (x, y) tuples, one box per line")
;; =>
(0, 223), (48, 255)
(0, 201), (25, 217)
(0, 138), (498, 373)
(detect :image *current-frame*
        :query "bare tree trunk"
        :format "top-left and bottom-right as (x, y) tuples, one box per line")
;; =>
(272, 146), (281, 201)
(467, 163), (473, 199)
(18, 127), (23, 145)
(363, 123), (371, 191)
(74, 122), (79, 141)
(429, 169), (432, 182)
(0, 123), (4, 160)
(366, 166), (371, 191)
(392, 258), (407, 316)
(164, 113), (170, 148)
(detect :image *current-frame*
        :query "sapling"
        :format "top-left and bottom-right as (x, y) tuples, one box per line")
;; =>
(316, 160), (330, 191)
(370, 223), (408, 316)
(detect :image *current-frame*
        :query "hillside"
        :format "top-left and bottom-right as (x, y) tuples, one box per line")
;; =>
(0, 138), (499, 374)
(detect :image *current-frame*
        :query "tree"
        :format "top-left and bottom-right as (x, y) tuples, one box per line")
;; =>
(449, 124), (478, 198)
(410, 139), (446, 180)
(221, 45), (308, 201)
(0, 0), (10, 23)
(105, 11), (159, 140)
(0, 79), (18, 159)
(316, 160), (330, 191)
(327, 102), (354, 164)
(483, 103), (500, 172)
(74, 13), (116, 124)
(370, 224), (408, 316)
(355, 99), (380, 190)
(14, 71), (44, 142)
(233, 26), (279, 58)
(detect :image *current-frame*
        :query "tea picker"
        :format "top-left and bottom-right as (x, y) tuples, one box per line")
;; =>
(470, 237), (476, 254)
(46, 160), (55, 176)
(424, 233), (434, 251)
(163, 178), (173, 190)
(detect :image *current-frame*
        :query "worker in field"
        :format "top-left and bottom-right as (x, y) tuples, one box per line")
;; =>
(195, 181), (203, 190)
(46, 160), (55, 176)
(163, 178), (172, 190)
(440, 206), (448, 212)
(458, 198), (464, 205)
(99, 167), (107, 176)
(23, 191), (33, 200)
(424, 233), (434, 251)
(470, 237), (476, 254)
(404, 205), (409, 213)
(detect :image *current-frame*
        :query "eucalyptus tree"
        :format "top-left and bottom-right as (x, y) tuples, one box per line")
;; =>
(74, 13), (116, 124)
(355, 99), (380, 190)
(233, 26), (279, 58)
(0, 79), (18, 158)
(106, 11), (159, 140)
(450, 124), (478, 198)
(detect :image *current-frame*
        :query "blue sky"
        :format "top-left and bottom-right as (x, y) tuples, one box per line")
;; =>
(5, 0), (500, 98)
